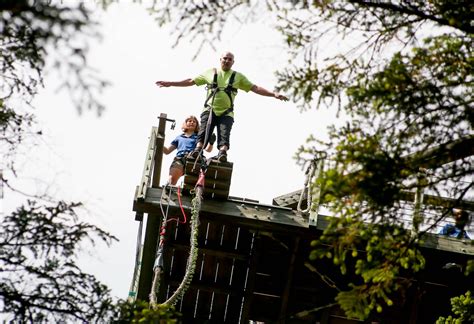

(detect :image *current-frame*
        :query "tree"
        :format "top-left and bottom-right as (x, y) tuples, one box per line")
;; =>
(0, 200), (119, 322)
(0, 1), (120, 321)
(436, 291), (474, 324)
(0, 0), (108, 167)
(145, 0), (473, 320)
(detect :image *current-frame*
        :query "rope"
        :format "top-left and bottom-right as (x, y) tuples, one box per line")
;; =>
(176, 186), (188, 224)
(192, 88), (217, 172)
(149, 185), (173, 306)
(297, 152), (327, 213)
(161, 186), (202, 306)
(127, 217), (143, 302)
(149, 170), (206, 308)
(297, 160), (317, 213)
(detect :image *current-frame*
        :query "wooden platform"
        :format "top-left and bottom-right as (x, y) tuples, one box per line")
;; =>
(182, 157), (233, 200)
(133, 188), (474, 323)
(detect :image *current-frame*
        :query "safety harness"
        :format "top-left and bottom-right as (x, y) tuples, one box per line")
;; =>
(191, 68), (237, 164)
(203, 68), (238, 117)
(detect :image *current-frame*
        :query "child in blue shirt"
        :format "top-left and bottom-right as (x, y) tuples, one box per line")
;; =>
(439, 208), (471, 239)
(163, 116), (214, 185)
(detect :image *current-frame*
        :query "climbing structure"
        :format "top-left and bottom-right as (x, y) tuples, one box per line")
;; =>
(131, 113), (474, 323)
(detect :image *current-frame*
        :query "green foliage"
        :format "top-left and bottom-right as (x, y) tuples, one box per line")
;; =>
(115, 300), (181, 323)
(437, 291), (474, 324)
(465, 260), (474, 276)
(0, 200), (118, 322)
(0, 1), (109, 158)
(311, 218), (424, 319)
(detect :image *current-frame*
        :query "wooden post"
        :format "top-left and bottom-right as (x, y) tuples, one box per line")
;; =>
(137, 113), (167, 301)
(279, 236), (300, 321)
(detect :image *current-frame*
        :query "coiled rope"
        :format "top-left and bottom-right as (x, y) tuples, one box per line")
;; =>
(297, 152), (327, 214)
(161, 185), (202, 306)
(149, 171), (206, 308)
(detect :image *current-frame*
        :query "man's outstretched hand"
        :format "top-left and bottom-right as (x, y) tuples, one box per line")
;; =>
(155, 81), (170, 87)
(275, 93), (289, 101)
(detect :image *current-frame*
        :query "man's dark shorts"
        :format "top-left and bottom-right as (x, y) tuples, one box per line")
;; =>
(198, 110), (234, 149)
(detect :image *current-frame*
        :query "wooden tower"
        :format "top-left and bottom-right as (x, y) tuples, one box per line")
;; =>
(131, 114), (474, 323)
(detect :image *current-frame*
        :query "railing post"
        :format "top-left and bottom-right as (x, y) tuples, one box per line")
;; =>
(152, 113), (167, 187)
(137, 113), (167, 301)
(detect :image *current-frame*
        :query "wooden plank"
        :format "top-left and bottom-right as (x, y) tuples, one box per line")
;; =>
(240, 231), (259, 322)
(210, 232), (233, 322)
(151, 113), (167, 187)
(405, 135), (474, 169)
(184, 159), (234, 179)
(206, 166), (233, 181)
(252, 233), (290, 296)
(181, 184), (230, 200)
(421, 234), (474, 255)
(183, 158), (234, 201)
(280, 236), (300, 321)
(274, 189), (474, 212)
(167, 280), (242, 296)
(179, 285), (198, 322)
(139, 188), (309, 233)
(136, 127), (158, 202)
(194, 220), (220, 320)
(184, 175), (231, 190)
(167, 242), (249, 260)
(251, 293), (282, 322)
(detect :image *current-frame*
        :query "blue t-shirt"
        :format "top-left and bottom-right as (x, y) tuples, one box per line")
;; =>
(439, 224), (470, 239)
(171, 133), (198, 157)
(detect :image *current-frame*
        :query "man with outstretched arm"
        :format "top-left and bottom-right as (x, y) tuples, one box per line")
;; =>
(155, 51), (288, 162)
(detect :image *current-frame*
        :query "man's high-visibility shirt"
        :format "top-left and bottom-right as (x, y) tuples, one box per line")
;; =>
(194, 68), (253, 117)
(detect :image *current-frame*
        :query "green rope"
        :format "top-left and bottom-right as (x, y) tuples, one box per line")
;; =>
(158, 187), (202, 307)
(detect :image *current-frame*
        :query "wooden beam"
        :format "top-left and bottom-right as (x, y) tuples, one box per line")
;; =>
(279, 236), (300, 321)
(133, 188), (474, 257)
(167, 280), (242, 296)
(137, 113), (168, 302)
(399, 191), (474, 211)
(240, 232), (259, 322)
(151, 113), (167, 187)
(167, 242), (249, 261)
(275, 189), (474, 212)
(135, 187), (310, 234)
(135, 127), (157, 202)
(406, 135), (474, 169)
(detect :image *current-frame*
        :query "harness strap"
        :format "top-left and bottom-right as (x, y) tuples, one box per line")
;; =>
(225, 70), (237, 109)
(203, 68), (238, 116)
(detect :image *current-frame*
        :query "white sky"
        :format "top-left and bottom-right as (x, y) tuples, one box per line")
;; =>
(4, 2), (339, 299)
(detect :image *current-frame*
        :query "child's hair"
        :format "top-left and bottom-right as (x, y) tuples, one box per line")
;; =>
(453, 208), (469, 222)
(181, 115), (200, 133)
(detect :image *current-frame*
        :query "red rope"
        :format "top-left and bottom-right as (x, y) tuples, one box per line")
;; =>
(177, 186), (188, 224)
(166, 186), (188, 224)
